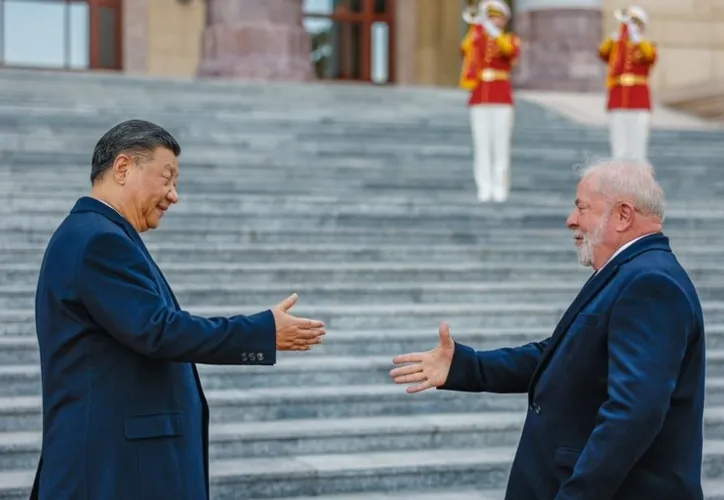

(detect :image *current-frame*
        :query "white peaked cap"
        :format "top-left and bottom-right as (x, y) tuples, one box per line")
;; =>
(479, 0), (511, 19)
(628, 5), (648, 25)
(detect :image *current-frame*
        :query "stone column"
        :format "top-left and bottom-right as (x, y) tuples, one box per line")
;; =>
(512, 0), (605, 91)
(197, 0), (313, 81)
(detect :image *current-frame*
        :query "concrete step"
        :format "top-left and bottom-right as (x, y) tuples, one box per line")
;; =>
(0, 138), (720, 166)
(0, 262), (599, 287)
(0, 281), (596, 310)
(0, 385), (530, 432)
(9, 280), (724, 310)
(5, 208), (724, 229)
(0, 166), (716, 184)
(4, 350), (724, 396)
(3, 407), (724, 472)
(8, 300), (724, 334)
(6, 325), (724, 363)
(3, 223), (721, 246)
(0, 196), (716, 216)
(0, 411), (526, 471)
(4, 380), (724, 433)
(2, 242), (724, 266)
(2, 442), (724, 499)
(8, 322), (724, 363)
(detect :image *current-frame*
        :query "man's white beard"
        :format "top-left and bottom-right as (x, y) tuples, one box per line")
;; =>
(575, 213), (608, 267)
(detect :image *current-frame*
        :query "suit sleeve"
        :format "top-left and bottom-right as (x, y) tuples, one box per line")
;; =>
(439, 338), (549, 393)
(554, 272), (695, 500)
(77, 230), (277, 365)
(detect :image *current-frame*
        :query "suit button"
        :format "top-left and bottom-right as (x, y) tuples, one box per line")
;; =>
(529, 403), (542, 414)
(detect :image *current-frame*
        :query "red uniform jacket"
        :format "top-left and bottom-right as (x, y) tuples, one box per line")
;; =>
(459, 24), (520, 106)
(599, 23), (657, 111)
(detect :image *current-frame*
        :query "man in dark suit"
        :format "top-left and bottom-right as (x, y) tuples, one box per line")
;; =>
(31, 119), (326, 500)
(390, 158), (706, 499)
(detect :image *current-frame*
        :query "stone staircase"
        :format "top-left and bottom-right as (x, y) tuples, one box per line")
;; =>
(1, 68), (724, 499)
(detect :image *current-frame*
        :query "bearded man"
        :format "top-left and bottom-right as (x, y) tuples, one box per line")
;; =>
(390, 158), (706, 500)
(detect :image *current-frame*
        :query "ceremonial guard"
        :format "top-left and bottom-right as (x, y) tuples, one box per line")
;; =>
(598, 5), (657, 162)
(459, 0), (519, 203)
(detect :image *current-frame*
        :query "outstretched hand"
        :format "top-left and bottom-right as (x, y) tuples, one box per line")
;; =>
(271, 293), (326, 351)
(389, 322), (455, 393)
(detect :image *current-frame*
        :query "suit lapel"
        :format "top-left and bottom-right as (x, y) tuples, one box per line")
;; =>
(527, 233), (671, 394)
(70, 197), (182, 310)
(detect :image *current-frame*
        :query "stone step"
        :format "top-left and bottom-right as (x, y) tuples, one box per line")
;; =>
(0, 227), (578, 245)
(1, 172), (707, 191)
(2, 407), (724, 473)
(7, 208), (724, 233)
(3, 380), (724, 433)
(0, 302), (594, 335)
(0, 134), (720, 161)
(1, 442), (724, 499)
(0, 411), (525, 471)
(7, 323), (724, 366)
(7, 280), (724, 310)
(4, 226), (722, 246)
(1, 261), (600, 287)
(1, 242), (724, 266)
(4, 205), (724, 223)
(2, 185), (716, 203)
(7, 324), (724, 364)
(5, 325), (724, 363)
(0, 196), (714, 215)
(4, 350), (724, 397)
(0, 191), (578, 207)
(7, 300), (724, 334)
(0, 158), (720, 178)
(0, 385), (529, 432)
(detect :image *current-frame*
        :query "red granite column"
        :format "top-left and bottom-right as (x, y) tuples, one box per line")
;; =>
(512, 3), (606, 91)
(197, 0), (313, 81)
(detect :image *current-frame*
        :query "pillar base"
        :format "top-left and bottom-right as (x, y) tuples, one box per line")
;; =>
(513, 8), (605, 92)
(197, 0), (313, 81)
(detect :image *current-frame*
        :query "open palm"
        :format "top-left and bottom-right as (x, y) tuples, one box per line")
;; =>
(389, 322), (455, 393)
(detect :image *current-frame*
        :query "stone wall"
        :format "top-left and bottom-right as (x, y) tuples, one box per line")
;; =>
(147, 0), (205, 77)
(122, 0), (205, 77)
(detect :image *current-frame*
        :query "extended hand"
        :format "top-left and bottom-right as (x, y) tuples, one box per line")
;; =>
(271, 293), (326, 351)
(389, 322), (455, 393)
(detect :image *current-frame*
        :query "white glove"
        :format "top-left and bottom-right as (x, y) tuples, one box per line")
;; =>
(482, 18), (501, 38)
(626, 21), (642, 42)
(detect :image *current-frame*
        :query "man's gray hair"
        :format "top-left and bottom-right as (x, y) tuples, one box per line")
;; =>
(576, 158), (665, 221)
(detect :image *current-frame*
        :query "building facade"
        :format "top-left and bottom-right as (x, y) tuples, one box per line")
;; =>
(0, 0), (722, 96)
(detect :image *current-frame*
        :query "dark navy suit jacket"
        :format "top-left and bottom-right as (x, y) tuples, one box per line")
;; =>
(441, 233), (706, 500)
(31, 196), (277, 500)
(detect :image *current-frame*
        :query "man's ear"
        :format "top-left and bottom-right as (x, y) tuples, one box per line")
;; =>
(112, 154), (132, 185)
(616, 201), (636, 231)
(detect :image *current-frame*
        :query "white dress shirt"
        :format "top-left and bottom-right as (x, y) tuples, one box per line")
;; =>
(596, 233), (656, 274)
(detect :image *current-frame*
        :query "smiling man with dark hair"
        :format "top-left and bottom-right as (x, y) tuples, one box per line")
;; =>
(30, 119), (326, 500)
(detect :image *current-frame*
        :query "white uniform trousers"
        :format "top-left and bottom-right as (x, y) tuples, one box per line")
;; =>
(608, 109), (651, 163)
(469, 104), (514, 202)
